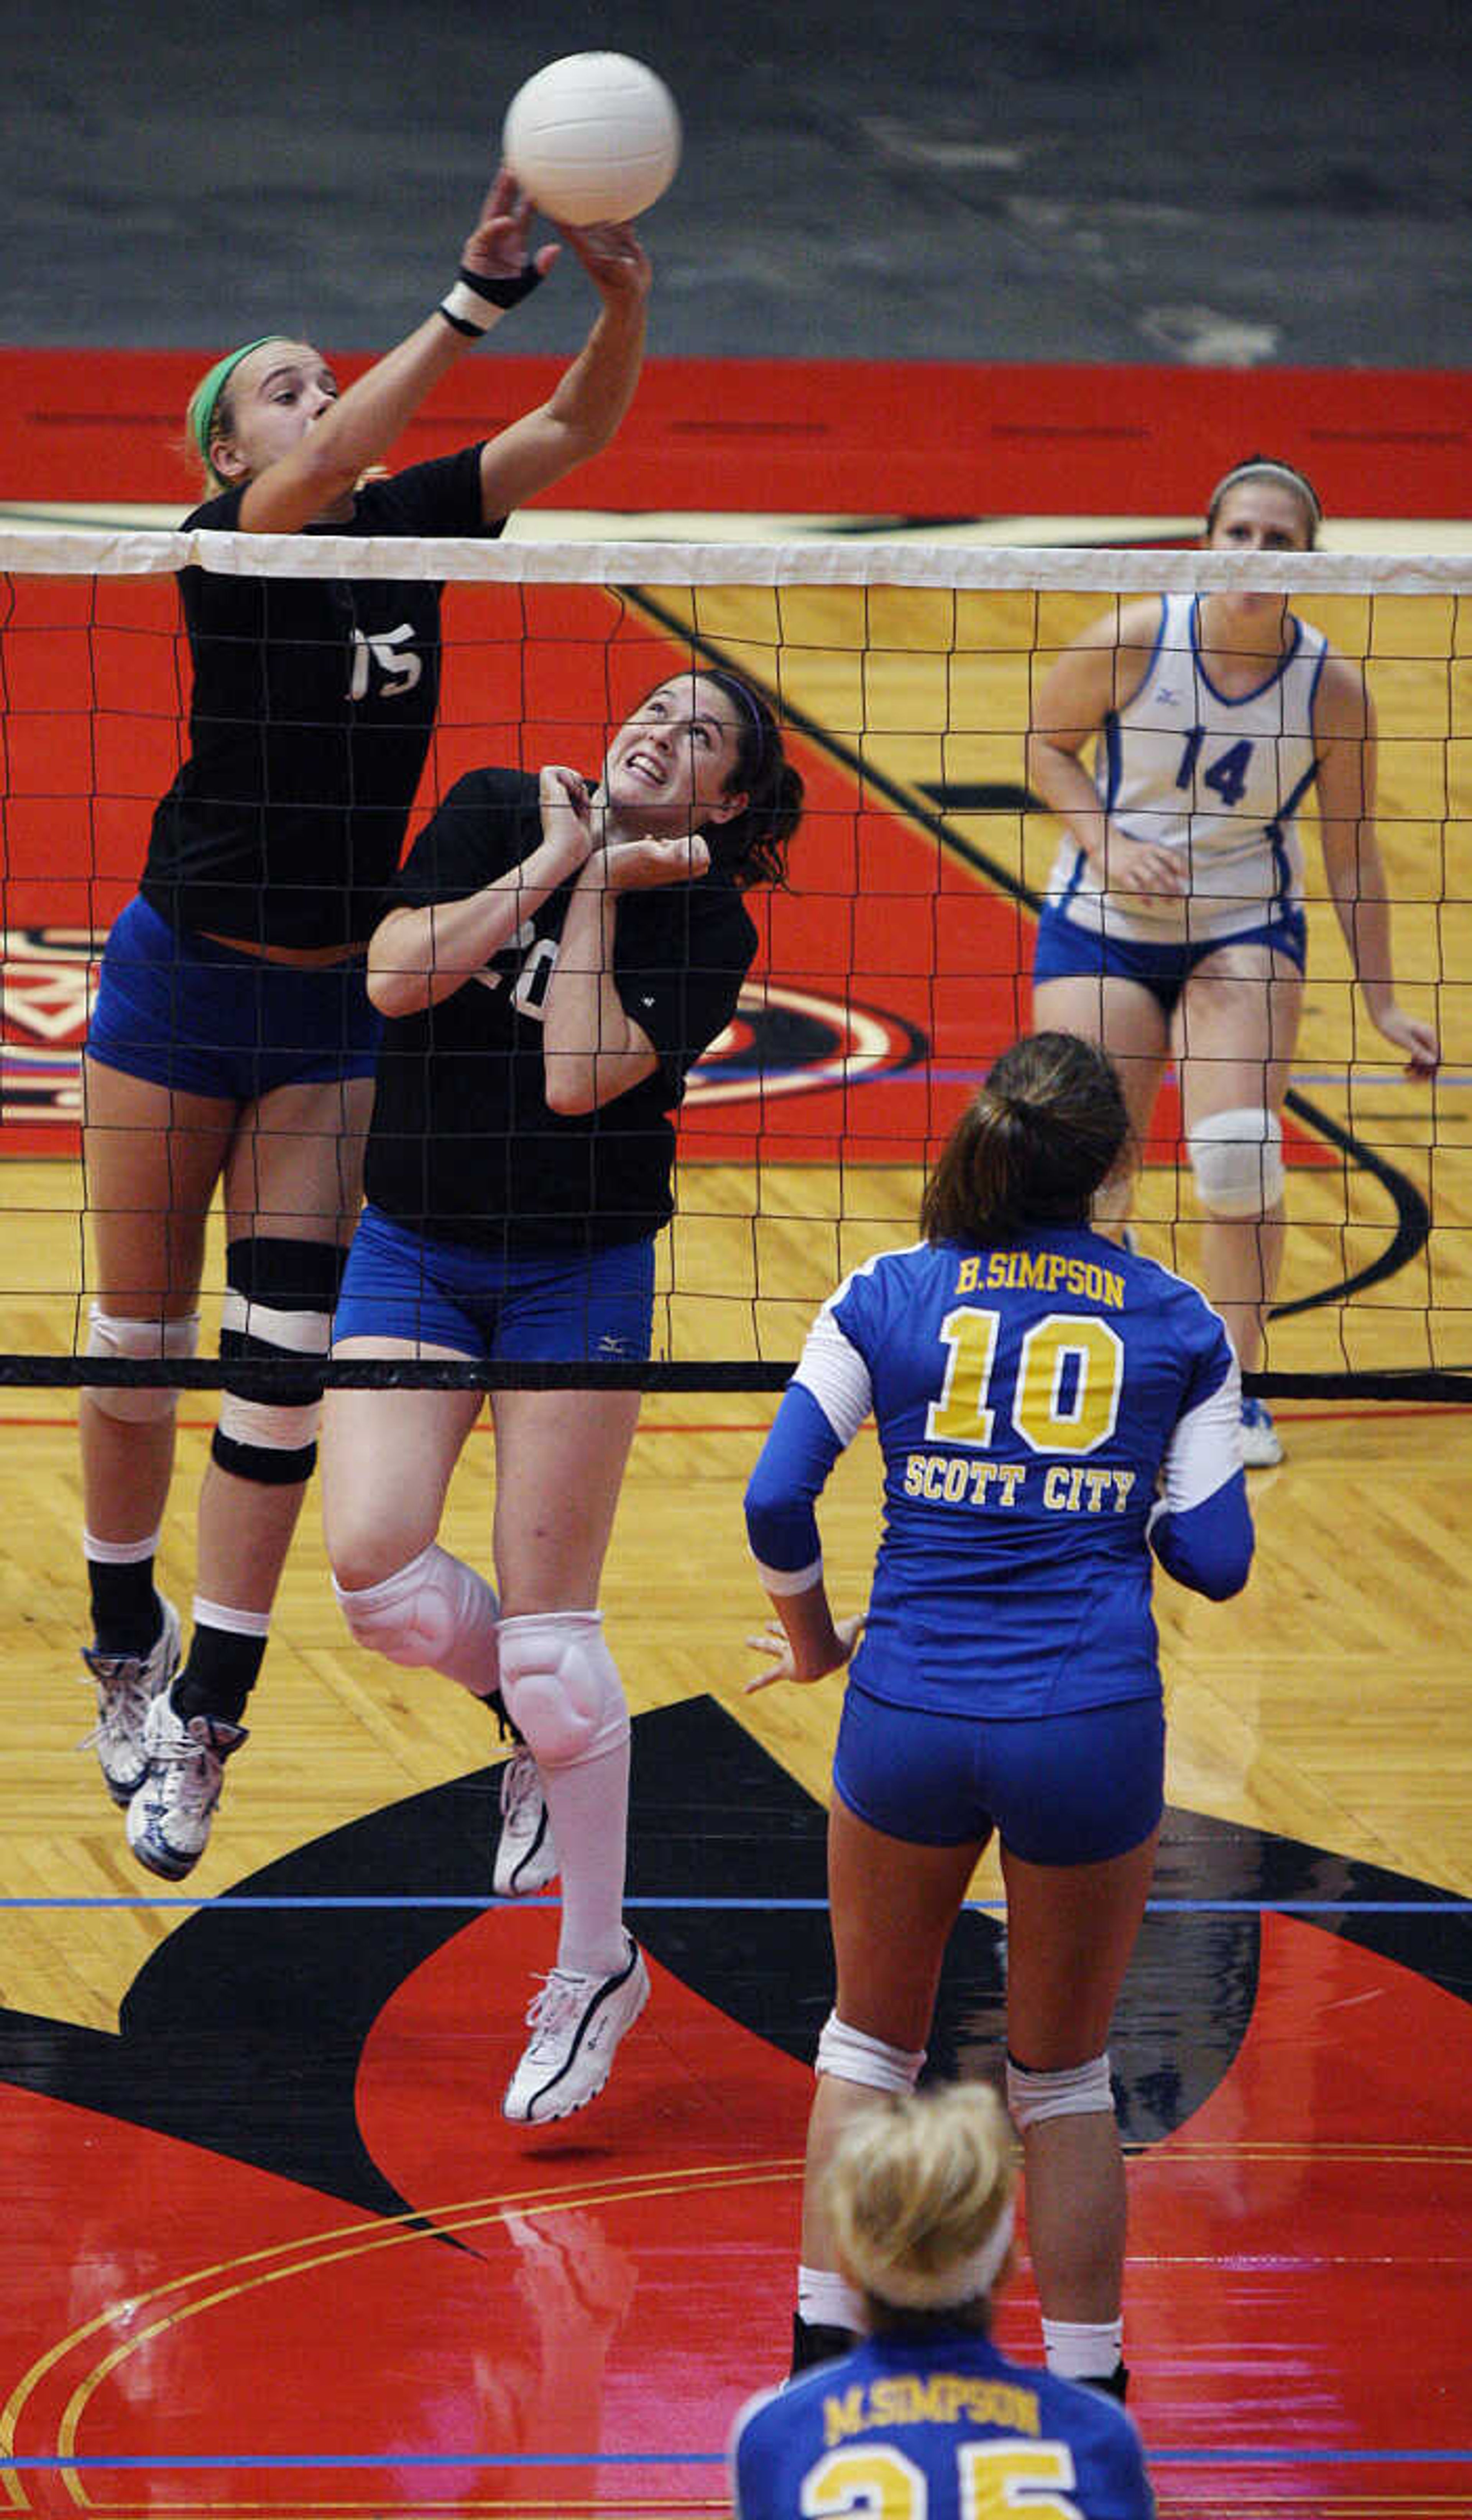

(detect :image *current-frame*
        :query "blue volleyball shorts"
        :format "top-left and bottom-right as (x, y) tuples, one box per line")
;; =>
(86, 897), (381, 1101)
(334, 1203), (656, 1363)
(1033, 899), (1307, 1017)
(833, 1680), (1166, 1865)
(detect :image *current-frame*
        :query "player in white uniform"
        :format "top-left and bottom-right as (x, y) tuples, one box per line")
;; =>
(1028, 457), (1438, 1465)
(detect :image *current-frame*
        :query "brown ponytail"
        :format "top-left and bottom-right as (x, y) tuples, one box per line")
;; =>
(920, 1032), (1131, 1244)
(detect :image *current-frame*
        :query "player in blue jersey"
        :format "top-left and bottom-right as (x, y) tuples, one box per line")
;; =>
(1028, 456), (1438, 1466)
(731, 2083), (1155, 2520)
(76, 164), (650, 1880)
(743, 1031), (1254, 2394)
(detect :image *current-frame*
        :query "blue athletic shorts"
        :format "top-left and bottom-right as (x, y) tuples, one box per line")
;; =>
(833, 1680), (1165, 1866)
(333, 1203), (656, 1361)
(1033, 900), (1307, 1017)
(86, 897), (382, 1101)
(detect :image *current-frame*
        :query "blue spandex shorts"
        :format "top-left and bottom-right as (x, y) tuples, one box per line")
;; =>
(334, 1203), (656, 1362)
(86, 897), (381, 1101)
(833, 1680), (1165, 1866)
(1033, 900), (1307, 1017)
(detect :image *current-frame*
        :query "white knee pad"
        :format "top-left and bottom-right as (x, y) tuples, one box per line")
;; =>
(1187, 1107), (1284, 1218)
(84, 1307), (200, 1423)
(1006, 2051), (1114, 2130)
(334, 1541), (499, 1695)
(496, 1610), (629, 1770)
(815, 2011), (927, 2093)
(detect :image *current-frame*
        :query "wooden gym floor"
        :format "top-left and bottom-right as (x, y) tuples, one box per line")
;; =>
(1, 498), (1470, 2512)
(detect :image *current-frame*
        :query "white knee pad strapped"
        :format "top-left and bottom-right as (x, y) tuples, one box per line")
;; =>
(84, 1307), (200, 1423)
(1188, 1107), (1284, 1218)
(334, 1541), (499, 1693)
(496, 1610), (629, 1770)
(815, 2011), (927, 2093)
(1006, 2051), (1114, 2130)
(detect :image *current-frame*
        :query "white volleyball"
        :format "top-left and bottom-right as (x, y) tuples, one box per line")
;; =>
(503, 53), (682, 225)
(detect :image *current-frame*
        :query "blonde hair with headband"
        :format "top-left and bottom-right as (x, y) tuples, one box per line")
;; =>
(185, 338), (281, 488)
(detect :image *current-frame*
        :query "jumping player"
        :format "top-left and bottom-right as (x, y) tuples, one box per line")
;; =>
(77, 165), (651, 1878)
(731, 2083), (1155, 2519)
(743, 1032), (1253, 2390)
(321, 669), (803, 2124)
(1028, 456), (1438, 1465)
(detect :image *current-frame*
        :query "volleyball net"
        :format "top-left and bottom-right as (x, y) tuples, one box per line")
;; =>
(0, 527), (1467, 1398)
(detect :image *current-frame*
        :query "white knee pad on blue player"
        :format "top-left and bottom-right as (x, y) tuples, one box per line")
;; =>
(496, 1610), (629, 1770)
(84, 1306), (200, 1424)
(1006, 2051), (1114, 2129)
(333, 1541), (499, 1695)
(1187, 1107), (1284, 1218)
(815, 2011), (927, 2093)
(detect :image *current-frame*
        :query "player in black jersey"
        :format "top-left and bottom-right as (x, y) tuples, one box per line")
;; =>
(77, 163), (651, 1881)
(319, 669), (803, 2124)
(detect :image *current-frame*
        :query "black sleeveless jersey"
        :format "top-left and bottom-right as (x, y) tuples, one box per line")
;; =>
(364, 767), (759, 1254)
(141, 447), (499, 950)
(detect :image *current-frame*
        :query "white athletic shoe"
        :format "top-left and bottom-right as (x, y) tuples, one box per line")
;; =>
(79, 1597), (182, 1806)
(493, 1747), (558, 1896)
(503, 1933), (650, 2125)
(125, 1691), (248, 1880)
(1240, 1396), (1284, 1468)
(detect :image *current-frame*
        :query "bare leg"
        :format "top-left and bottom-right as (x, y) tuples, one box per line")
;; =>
(1000, 1830), (1158, 2324)
(802, 1797), (985, 2274)
(1174, 945), (1303, 1372)
(80, 1057), (235, 1553)
(1032, 972), (1170, 1229)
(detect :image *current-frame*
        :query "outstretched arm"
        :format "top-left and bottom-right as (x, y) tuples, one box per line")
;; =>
(1314, 654), (1439, 1075)
(474, 219), (651, 520)
(236, 171), (558, 534)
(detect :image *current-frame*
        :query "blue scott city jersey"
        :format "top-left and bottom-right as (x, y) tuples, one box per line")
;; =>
(744, 1224), (1250, 1719)
(730, 2330), (1157, 2520)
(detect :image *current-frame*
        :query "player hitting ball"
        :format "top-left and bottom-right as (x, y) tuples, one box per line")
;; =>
(76, 149), (651, 1882)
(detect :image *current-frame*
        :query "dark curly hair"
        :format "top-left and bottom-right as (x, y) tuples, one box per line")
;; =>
(920, 1032), (1132, 1244)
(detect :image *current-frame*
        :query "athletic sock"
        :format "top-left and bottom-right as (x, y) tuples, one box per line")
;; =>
(84, 1534), (163, 1659)
(540, 1737), (630, 1980)
(797, 2265), (866, 2335)
(171, 1600), (271, 1726)
(1041, 2315), (1125, 2384)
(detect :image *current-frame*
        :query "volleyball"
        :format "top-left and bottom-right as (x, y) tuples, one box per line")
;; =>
(502, 53), (681, 226)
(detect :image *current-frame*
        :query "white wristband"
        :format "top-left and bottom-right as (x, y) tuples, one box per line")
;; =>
(439, 280), (497, 335)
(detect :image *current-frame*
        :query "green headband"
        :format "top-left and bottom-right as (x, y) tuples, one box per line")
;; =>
(186, 337), (280, 473)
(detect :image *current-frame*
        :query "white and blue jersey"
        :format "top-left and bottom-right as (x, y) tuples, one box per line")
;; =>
(730, 2329), (1156, 2520)
(1046, 592), (1329, 946)
(745, 1225), (1252, 1723)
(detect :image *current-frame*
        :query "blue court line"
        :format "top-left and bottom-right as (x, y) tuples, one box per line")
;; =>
(1, 1894), (1466, 1915)
(4, 2448), (1469, 2472)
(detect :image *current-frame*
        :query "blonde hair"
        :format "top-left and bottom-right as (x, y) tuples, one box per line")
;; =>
(823, 2085), (1019, 2319)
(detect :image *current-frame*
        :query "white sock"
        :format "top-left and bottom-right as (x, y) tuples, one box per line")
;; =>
(797, 2265), (865, 2334)
(541, 1737), (630, 1980)
(1041, 2315), (1124, 2380)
